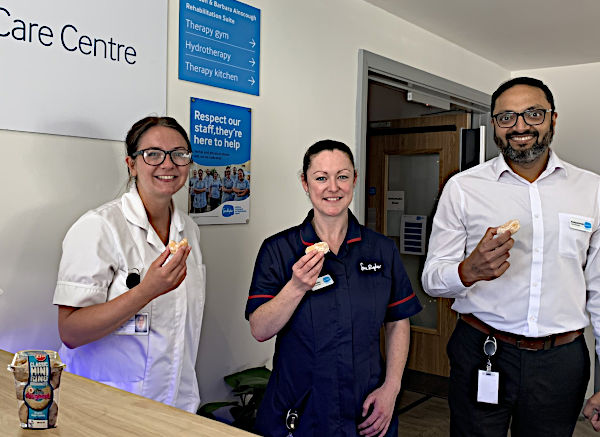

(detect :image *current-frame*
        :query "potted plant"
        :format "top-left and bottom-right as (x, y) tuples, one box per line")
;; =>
(197, 366), (271, 431)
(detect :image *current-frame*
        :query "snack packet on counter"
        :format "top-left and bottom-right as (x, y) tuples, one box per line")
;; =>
(7, 350), (66, 429)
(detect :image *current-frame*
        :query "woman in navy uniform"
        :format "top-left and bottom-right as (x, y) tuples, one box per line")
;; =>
(246, 140), (421, 436)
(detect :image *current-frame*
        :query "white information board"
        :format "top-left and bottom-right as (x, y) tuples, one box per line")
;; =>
(0, 0), (167, 141)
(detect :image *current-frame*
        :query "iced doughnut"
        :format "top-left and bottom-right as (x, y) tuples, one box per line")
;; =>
(168, 238), (188, 254)
(497, 219), (520, 235)
(305, 241), (329, 254)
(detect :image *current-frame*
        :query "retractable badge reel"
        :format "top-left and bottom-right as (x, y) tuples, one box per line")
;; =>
(477, 335), (499, 404)
(285, 409), (299, 437)
(483, 336), (497, 372)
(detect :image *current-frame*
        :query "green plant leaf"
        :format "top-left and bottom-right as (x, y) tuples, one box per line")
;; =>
(224, 366), (271, 390)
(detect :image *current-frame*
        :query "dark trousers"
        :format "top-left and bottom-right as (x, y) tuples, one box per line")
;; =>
(447, 319), (590, 437)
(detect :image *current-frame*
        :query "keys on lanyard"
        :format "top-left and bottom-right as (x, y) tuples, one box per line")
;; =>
(483, 335), (497, 372)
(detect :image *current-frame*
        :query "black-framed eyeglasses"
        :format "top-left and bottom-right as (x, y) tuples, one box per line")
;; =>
(131, 148), (192, 166)
(492, 108), (553, 128)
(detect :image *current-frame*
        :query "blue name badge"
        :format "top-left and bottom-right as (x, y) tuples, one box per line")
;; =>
(312, 274), (334, 291)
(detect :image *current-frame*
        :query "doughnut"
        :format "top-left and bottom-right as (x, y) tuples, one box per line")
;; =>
(48, 403), (58, 427)
(168, 238), (188, 254)
(18, 402), (58, 428)
(496, 219), (520, 235)
(15, 382), (24, 400)
(13, 358), (29, 383)
(11, 354), (64, 388)
(50, 363), (63, 389)
(19, 403), (28, 424)
(24, 384), (52, 410)
(305, 241), (329, 254)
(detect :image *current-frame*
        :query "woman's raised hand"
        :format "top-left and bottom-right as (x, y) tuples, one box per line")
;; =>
(138, 246), (191, 301)
(289, 250), (325, 293)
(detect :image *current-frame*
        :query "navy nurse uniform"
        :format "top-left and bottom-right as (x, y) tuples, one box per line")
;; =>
(246, 210), (422, 437)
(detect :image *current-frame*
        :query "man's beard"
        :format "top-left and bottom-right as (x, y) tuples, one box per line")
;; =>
(494, 126), (554, 164)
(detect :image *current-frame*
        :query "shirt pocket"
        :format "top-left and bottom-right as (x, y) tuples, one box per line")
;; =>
(558, 212), (593, 260)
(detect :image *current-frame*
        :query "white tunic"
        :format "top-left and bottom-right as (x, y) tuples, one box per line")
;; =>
(53, 186), (206, 412)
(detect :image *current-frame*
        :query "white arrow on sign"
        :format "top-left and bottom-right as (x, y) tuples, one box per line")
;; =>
(249, 38), (256, 48)
(248, 77), (255, 86)
(249, 58), (256, 67)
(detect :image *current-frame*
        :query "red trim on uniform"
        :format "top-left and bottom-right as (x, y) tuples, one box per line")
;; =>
(347, 237), (362, 244)
(300, 235), (314, 246)
(248, 294), (275, 300)
(387, 293), (416, 308)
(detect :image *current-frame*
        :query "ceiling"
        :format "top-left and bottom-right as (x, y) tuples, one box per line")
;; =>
(363, 0), (600, 70)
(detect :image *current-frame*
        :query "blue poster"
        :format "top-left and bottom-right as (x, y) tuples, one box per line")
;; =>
(189, 98), (251, 225)
(179, 0), (260, 95)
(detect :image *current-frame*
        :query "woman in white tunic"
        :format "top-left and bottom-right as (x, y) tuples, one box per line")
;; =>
(53, 117), (206, 413)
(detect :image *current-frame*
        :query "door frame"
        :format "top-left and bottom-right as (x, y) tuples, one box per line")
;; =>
(354, 50), (493, 223)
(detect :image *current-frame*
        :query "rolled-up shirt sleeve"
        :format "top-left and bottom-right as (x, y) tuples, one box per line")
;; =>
(53, 213), (119, 307)
(422, 178), (470, 299)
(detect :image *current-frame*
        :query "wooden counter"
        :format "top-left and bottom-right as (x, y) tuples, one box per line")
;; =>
(0, 350), (256, 436)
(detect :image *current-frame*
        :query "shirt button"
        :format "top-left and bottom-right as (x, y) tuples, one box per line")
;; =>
(529, 315), (536, 321)
(534, 214), (540, 218)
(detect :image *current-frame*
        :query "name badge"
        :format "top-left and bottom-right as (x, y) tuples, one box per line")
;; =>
(359, 261), (382, 272)
(312, 274), (334, 291)
(113, 312), (149, 336)
(570, 217), (593, 232)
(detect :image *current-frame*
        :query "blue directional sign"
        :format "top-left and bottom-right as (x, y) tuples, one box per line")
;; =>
(179, 0), (260, 95)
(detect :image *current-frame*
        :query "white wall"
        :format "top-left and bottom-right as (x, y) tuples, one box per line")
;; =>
(0, 0), (509, 405)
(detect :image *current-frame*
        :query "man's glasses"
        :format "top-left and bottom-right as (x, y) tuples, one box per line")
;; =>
(131, 148), (192, 166)
(492, 108), (553, 128)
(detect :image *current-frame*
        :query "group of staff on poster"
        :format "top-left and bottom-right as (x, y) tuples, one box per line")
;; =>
(189, 164), (250, 213)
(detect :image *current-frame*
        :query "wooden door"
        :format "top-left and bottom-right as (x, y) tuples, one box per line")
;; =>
(367, 113), (469, 377)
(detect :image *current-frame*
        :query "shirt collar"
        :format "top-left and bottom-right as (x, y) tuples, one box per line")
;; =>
(492, 148), (567, 182)
(299, 209), (362, 247)
(121, 184), (184, 235)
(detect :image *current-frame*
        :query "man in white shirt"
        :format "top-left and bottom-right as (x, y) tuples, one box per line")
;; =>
(422, 77), (600, 436)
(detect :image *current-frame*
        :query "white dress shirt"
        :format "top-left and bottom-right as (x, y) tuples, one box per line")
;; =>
(53, 185), (206, 412)
(422, 151), (600, 355)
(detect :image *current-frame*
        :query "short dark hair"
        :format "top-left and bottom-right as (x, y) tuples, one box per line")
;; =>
(302, 139), (355, 179)
(491, 77), (555, 114)
(125, 116), (191, 157)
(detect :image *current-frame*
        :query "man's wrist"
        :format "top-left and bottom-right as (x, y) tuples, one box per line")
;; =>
(458, 261), (475, 287)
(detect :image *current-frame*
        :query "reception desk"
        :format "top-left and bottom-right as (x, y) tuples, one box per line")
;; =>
(0, 349), (256, 436)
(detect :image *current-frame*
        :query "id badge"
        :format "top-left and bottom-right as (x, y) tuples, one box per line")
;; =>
(477, 335), (499, 404)
(477, 370), (499, 404)
(113, 312), (149, 335)
(312, 274), (334, 291)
